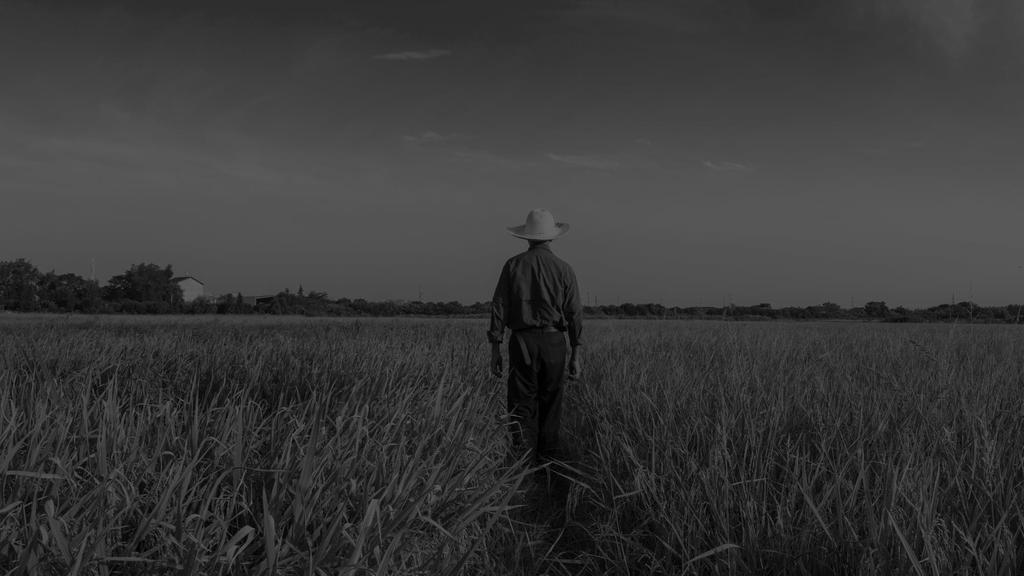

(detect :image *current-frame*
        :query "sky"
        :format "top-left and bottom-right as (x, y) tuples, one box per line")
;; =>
(2, 0), (1023, 307)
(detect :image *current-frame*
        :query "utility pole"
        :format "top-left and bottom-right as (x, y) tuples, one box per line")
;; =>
(1017, 266), (1023, 323)
(969, 281), (974, 322)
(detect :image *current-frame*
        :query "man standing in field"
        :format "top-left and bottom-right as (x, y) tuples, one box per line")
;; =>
(489, 209), (583, 464)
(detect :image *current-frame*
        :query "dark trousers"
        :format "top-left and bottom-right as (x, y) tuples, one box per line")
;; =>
(507, 330), (567, 461)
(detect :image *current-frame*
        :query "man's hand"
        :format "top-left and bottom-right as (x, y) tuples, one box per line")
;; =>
(568, 347), (582, 381)
(490, 344), (503, 378)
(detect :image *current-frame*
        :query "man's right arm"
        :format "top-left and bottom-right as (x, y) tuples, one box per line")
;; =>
(487, 262), (509, 345)
(488, 262), (510, 377)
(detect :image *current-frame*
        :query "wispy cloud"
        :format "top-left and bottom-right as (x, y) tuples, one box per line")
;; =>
(890, 0), (978, 61)
(451, 150), (538, 170)
(373, 49), (452, 61)
(402, 132), (534, 169)
(402, 131), (469, 145)
(546, 153), (620, 170)
(702, 160), (752, 172)
(865, 138), (929, 156)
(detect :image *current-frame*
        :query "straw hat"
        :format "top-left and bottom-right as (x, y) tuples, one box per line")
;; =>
(507, 209), (570, 240)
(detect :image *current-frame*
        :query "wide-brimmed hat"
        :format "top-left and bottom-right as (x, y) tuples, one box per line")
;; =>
(507, 209), (570, 240)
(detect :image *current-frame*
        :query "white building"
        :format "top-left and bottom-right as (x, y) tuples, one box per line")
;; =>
(173, 276), (205, 303)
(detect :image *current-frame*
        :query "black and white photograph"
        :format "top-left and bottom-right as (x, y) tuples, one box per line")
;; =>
(2, 0), (1024, 573)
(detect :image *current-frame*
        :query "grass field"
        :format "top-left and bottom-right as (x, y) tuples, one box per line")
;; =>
(2, 315), (1024, 575)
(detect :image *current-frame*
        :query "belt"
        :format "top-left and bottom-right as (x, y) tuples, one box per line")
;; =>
(511, 327), (561, 367)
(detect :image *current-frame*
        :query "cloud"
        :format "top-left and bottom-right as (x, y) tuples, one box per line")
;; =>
(702, 160), (752, 172)
(865, 138), (929, 156)
(451, 150), (539, 170)
(546, 153), (620, 170)
(568, 0), (1007, 64)
(851, 0), (980, 61)
(373, 49), (452, 61)
(402, 131), (468, 145)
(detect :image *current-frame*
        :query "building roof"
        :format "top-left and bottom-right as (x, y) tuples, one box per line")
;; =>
(172, 276), (204, 285)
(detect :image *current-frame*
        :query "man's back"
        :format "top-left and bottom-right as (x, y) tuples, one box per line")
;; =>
(487, 243), (582, 348)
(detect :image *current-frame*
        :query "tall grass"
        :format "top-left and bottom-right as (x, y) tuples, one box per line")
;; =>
(2, 316), (1024, 574)
(0, 317), (526, 575)
(567, 322), (1024, 574)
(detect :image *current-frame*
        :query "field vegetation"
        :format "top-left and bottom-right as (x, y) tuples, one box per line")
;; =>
(2, 316), (1023, 574)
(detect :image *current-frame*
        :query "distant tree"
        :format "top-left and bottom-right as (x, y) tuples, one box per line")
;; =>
(38, 271), (101, 312)
(864, 301), (889, 318)
(215, 294), (236, 314)
(105, 263), (183, 308)
(600, 304), (618, 316)
(646, 303), (666, 316)
(822, 302), (842, 317)
(988, 306), (1010, 321)
(0, 259), (41, 311)
(270, 296), (286, 315)
(778, 307), (807, 319)
(186, 296), (216, 314)
(955, 301), (977, 320)
(804, 305), (826, 318)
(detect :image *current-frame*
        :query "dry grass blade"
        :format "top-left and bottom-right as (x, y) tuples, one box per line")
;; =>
(889, 510), (927, 576)
(682, 543), (740, 568)
(261, 488), (278, 573)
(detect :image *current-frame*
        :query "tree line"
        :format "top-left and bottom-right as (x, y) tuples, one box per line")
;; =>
(1, 258), (1021, 322)
(589, 301), (1024, 323)
(0, 258), (491, 317)
(0, 259), (181, 314)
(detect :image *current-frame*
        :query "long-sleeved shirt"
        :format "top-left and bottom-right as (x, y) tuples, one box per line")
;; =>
(487, 243), (583, 348)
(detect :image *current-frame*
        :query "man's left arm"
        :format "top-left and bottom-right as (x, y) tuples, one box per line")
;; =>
(564, 266), (583, 379)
